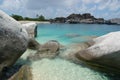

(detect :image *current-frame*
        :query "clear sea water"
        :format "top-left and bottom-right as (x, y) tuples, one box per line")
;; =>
(20, 24), (120, 80)
(36, 23), (120, 45)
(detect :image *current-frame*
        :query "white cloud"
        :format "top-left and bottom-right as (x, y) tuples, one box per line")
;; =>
(0, 0), (119, 19)
(82, 0), (101, 4)
(109, 0), (120, 11)
(0, 0), (25, 11)
(27, 0), (81, 10)
(0, 0), (28, 15)
(98, 0), (120, 11)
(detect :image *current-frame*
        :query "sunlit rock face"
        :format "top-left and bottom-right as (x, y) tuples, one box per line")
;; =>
(76, 31), (120, 71)
(0, 10), (28, 76)
(22, 22), (37, 38)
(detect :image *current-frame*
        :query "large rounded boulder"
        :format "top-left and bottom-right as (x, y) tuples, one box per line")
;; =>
(76, 31), (120, 72)
(0, 10), (28, 75)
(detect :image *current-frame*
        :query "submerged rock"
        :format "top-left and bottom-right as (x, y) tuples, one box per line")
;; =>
(76, 31), (120, 72)
(28, 38), (41, 50)
(0, 10), (28, 76)
(59, 41), (94, 63)
(28, 40), (60, 61)
(65, 33), (81, 38)
(71, 36), (97, 43)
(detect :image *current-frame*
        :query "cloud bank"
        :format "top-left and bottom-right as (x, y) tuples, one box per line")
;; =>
(0, 0), (120, 19)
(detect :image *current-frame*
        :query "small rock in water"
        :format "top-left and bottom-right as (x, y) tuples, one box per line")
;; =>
(27, 40), (60, 61)
(28, 38), (41, 50)
(65, 33), (81, 38)
(71, 35), (97, 43)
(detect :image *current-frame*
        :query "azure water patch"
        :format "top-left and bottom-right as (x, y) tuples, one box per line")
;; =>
(36, 24), (120, 45)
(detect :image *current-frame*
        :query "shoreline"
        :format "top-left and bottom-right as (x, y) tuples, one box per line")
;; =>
(18, 21), (50, 24)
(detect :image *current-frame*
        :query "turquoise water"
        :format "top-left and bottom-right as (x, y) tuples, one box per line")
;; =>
(19, 49), (119, 80)
(21, 24), (120, 80)
(36, 24), (120, 45)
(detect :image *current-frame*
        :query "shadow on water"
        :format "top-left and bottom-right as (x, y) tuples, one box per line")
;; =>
(1, 58), (32, 80)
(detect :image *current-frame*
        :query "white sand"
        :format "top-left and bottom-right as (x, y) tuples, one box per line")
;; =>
(19, 21), (50, 24)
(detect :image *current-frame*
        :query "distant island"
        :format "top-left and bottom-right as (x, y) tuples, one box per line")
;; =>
(50, 13), (120, 25)
(11, 13), (120, 25)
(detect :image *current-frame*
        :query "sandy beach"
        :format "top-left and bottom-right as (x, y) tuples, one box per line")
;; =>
(19, 21), (50, 24)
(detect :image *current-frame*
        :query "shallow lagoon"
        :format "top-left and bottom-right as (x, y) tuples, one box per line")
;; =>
(36, 24), (120, 45)
(21, 50), (110, 80)
(21, 24), (120, 80)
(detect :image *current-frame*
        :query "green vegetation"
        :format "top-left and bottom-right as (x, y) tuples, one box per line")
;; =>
(38, 15), (45, 21)
(11, 14), (23, 21)
(11, 14), (47, 21)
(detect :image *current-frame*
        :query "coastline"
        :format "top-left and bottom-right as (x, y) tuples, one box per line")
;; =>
(19, 21), (50, 24)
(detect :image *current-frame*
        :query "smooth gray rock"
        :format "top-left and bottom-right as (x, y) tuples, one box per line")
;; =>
(0, 10), (28, 76)
(76, 31), (120, 71)
(27, 40), (60, 61)
(22, 22), (37, 38)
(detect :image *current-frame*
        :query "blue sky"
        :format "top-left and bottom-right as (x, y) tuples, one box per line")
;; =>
(0, 0), (120, 19)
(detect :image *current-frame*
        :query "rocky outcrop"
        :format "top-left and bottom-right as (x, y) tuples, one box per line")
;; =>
(76, 31), (120, 71)
(50, 13), (106, 24)
(50, 17), (66, 23)
(0, 10), (28, 77)
(94, 18), (104, 24)
(28, 40), (60, 61)
(82, 13), (95, 19)
(22, 22), (37, 38)
(109, 18), (120, 25)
